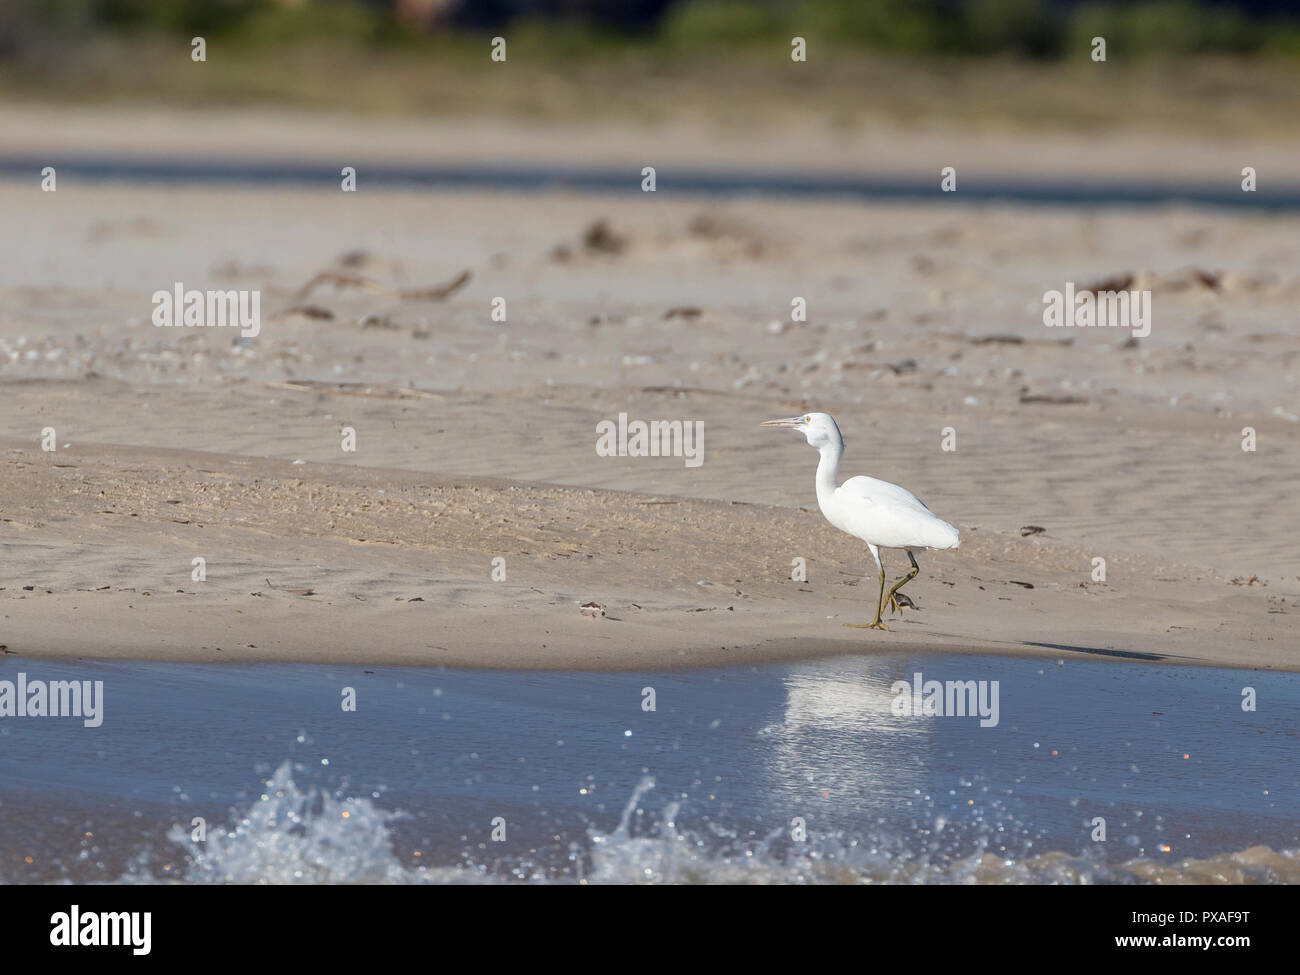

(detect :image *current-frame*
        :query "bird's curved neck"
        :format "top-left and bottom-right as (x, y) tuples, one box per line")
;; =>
(814, 440), (843, 506)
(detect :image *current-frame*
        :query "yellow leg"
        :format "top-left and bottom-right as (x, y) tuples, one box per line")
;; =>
(844, 554), (889, 630)
(883, 551), (920, 618)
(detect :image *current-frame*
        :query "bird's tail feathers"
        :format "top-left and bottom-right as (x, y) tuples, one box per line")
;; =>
(933, 521), (960, 550)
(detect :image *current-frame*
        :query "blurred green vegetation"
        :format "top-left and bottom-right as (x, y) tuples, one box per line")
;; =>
(1, 0), (1297, 134)
(4, 0), (1300, 58)
(665, 0), (1300, 57)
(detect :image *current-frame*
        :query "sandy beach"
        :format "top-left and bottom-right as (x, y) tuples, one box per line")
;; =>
(2, 112), (1297, 674)
(6, 0), (1300, 895)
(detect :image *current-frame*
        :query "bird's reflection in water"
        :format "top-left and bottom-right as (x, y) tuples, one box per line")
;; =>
(763, 660), (933, 820)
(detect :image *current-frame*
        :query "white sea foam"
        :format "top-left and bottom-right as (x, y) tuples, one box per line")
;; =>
(113, 763), (1300, 885)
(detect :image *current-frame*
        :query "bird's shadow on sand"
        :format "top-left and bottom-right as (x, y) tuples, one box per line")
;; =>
(770, 634), (1180, 666)
(1018, 641), (1167, 662)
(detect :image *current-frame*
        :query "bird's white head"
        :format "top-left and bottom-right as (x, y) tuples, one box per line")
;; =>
(760, 411), (842, 450)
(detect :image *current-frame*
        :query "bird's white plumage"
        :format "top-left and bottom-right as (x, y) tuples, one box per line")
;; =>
(831, 475), (959, 551)
(760, 410), (959, 558)
(760, 411), (958, 627)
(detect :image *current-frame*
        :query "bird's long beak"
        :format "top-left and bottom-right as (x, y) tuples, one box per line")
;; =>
(760, 417), (803, 428)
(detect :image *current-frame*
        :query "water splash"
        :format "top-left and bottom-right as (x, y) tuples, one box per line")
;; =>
(166, 762), (444, 884)
(139, 764), (1300, 885)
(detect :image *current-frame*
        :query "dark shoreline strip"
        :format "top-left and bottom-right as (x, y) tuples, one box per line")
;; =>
(2, 155), (1297, 210)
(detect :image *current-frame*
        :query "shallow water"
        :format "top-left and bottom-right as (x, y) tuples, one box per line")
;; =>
(0, 653), (1296, 883)
(2, 155), (1297, 209)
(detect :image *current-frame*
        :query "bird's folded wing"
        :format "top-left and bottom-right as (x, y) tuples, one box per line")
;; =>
(836, 475), (933, 512)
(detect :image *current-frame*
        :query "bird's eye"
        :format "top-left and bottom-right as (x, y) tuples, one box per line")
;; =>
(803, 416), (810, 422)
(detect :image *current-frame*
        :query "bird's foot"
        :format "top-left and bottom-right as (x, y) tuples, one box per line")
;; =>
(843, 621), (890, 631)
(886, 593), (916, 616)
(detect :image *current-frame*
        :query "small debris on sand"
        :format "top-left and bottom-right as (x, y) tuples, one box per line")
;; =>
(295, 268), (470, 301)
(398, 269), (471, 301)
(686, 211), (767, 258)
(583, 219), (626, 255)
(1020, 393), (1089, 405)
(664, 306), (703, 320)
(274, 305), (335, 322)
(264, 381), (443, 400)
(1081, 272), (1135, 294)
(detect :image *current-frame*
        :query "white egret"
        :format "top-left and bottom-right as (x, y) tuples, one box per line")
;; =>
(761, 412), (958, 630)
